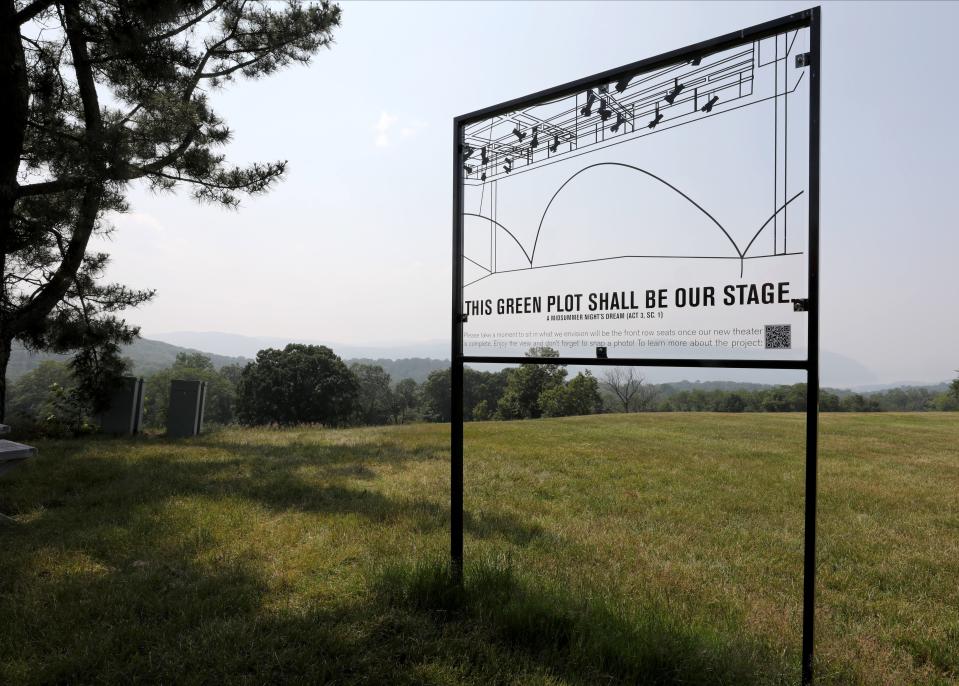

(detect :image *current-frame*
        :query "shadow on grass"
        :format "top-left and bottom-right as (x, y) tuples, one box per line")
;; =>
(0, 443), (537, 682)
(0, 436), (554, 585)
(371, 555), (795, 686)
(0, 432), (793, 684)
(0, 542), (794, 685)
(0, 433), (547, 584)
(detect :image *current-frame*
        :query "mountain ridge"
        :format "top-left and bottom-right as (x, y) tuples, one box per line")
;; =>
(7, 338), (449, 385)
(10, 330), (952, 393)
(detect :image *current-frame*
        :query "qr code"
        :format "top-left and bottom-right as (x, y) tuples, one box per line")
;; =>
(764, 324), (792, 349)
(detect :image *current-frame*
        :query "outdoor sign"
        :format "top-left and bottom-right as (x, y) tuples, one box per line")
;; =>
(452, 7), (821, 684)
(459, 21), (812, 363)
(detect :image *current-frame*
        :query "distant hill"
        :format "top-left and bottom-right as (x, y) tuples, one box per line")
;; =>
(148, 330), (450, 361)
(9, 334), (950, 394)
(347, 358), (448, 384)
(20, 329), (944, 391)
(147, 331), (899, 388)
(656, 380), (774, 395)
(658, 380), (951, 398)
(144, 332), (451, 383)
(7, 339), (248, 381)
(7, 338), (448, 385)
(853, 382), (949, 395)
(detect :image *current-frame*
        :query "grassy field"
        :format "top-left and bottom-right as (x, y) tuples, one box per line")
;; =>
(0, 414), (956, 685)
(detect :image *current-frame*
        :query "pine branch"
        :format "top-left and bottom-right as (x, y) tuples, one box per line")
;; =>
(12, 1), (104, 336)
(14, 0), (57, 25)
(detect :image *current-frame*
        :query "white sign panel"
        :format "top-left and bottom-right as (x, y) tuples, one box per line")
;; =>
(460, 25), (811, 361)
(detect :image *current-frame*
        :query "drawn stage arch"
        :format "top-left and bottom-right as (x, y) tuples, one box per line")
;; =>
(533, 162), (740, 263)
(464, 162), (804, 281)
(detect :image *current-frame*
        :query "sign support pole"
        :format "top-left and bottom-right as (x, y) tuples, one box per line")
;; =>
(451, 118), (465, 580)
(801, 7), (821, 685)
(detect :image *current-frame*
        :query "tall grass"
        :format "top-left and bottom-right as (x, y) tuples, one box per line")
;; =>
(0, 414), (956, 684)
(374, 554), (789, 685)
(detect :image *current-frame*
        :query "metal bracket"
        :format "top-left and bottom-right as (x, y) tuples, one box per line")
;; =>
(792, 298), (809, 312)
(596, 346), (608, 359)
(795, 52), (812, 68)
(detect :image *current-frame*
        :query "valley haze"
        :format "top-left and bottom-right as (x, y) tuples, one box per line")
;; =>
(146, 330), (927, 391)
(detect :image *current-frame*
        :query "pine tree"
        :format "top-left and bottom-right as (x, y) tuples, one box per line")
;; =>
(0, 0), (341, 418)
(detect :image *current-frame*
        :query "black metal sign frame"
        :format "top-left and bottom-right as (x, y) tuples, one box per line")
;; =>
(451, 8), (821, 684)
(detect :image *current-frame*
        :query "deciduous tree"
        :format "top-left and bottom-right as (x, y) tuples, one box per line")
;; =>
(539, 370), (602, 418)
(496, 347), (565, 420)
(392, 377), (419, 423)
(350, 362), (393, 425)
(236, 344), (356, 426)
(420, 368), (450, 422)
(603, 367), (650, 412)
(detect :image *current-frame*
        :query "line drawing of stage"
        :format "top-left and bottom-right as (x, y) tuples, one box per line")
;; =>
(461, 29), (808, 287)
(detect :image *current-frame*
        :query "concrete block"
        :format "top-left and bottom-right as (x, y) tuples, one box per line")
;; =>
(167, 380), (207, 438)
(0, 439), (36, 477)
(98, 377), (144, 436)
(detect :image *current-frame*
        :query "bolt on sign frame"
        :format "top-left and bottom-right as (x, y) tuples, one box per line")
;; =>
(451, 7), (820, 684)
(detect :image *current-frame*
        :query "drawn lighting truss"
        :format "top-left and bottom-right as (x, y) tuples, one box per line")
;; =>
(462, 30), (806, 284)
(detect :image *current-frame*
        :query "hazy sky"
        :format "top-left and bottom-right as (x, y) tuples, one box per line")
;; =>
(92, 2), (959, 384)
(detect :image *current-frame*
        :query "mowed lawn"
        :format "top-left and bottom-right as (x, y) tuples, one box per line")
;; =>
(0, 414), (956, 685)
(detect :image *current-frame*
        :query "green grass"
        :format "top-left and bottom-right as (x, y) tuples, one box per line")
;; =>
(0, 413), (956, 684)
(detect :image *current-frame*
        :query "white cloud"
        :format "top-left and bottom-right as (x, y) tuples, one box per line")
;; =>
(373, 113), (425, 147)
(374, 111), (398, 147)
(120, 211), (166, 233)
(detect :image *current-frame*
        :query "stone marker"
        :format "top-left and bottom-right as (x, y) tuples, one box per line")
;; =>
(167, 379), (207, 438)
(0, 439), (36, 478)
(98, 377), (145, 436)
(0, 437), (35, 522)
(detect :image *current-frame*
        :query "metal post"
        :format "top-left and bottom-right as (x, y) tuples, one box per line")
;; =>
(451, 119), (465, 580)
(802, 7), (821, 685)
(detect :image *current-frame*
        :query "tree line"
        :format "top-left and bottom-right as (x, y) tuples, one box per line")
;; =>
(655, 384), (959, 413)
(5, 344), (958, 436)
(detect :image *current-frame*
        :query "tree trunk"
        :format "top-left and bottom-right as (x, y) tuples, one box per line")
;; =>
(0, 0), (28, 220)
(1, 1), (31, 423)
(0, 337), (10, 423)
(10, 1), (105, 338)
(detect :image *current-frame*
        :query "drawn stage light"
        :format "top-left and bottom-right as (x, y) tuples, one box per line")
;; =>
(648, 103), (663, 129)
(598, 99), (612, 121)
(664, 77), (685, 105)
(580, 90), (596, 116)
(461, 37), (765, 180)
